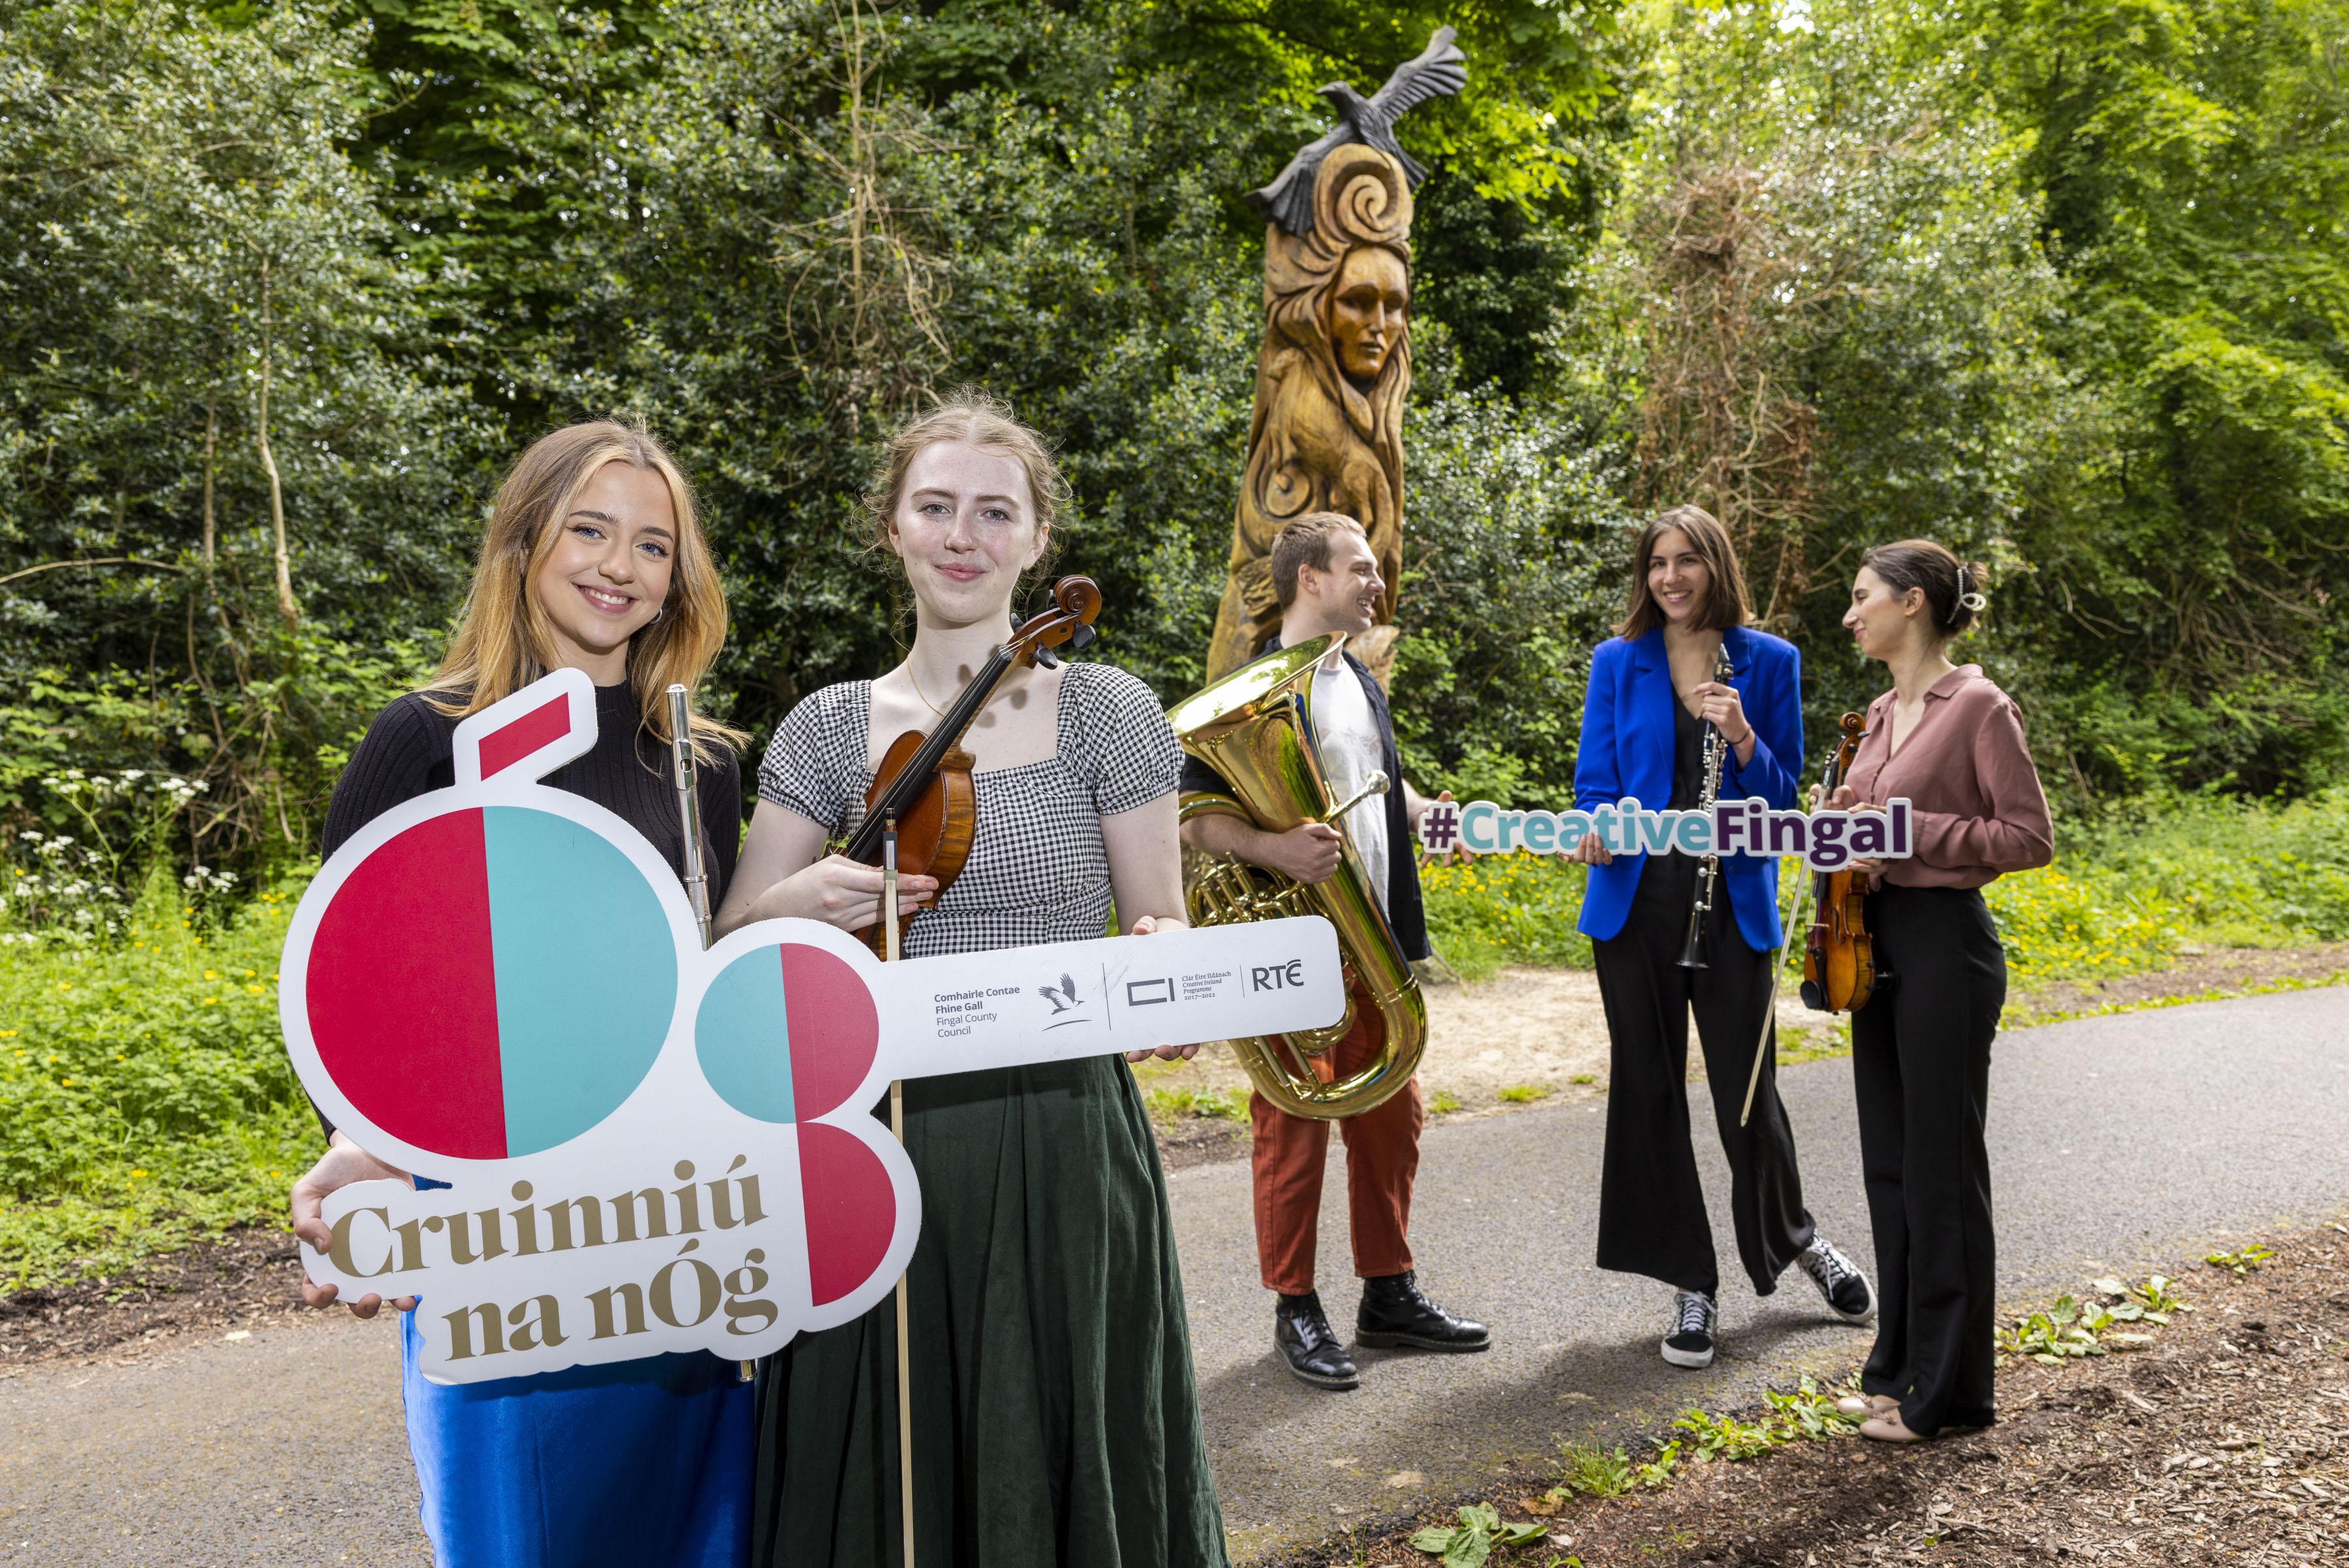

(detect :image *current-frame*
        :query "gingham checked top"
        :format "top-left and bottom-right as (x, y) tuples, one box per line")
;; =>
(756, 662), (1183, 959)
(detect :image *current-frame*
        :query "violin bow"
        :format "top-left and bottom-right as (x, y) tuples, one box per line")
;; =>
(1740, 864), (1813, 1128)
(881, 816), (916, 1568)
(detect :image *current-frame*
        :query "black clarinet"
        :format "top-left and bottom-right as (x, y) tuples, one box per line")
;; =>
(1678, 645), (1736, 970)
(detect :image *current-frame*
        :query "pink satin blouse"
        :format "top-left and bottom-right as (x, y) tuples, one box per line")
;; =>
(1844, 665), (2053, 889)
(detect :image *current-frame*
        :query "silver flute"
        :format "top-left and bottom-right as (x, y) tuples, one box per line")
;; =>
(665, 683), (712, 950)
(1677, 645), (1735, 971)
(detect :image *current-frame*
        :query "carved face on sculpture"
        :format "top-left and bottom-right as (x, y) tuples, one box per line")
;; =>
(1327, 245), (1410, 387)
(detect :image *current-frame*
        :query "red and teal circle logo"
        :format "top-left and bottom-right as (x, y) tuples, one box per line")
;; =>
(695, 942), (892, 1305)
(304, 805), (677, 1159)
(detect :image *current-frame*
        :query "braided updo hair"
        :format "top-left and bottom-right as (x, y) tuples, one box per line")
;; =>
(1860, 538), (1989, 643)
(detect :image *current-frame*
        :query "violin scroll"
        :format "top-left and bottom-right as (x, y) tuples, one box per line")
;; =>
(1012, 575), (1102, 668)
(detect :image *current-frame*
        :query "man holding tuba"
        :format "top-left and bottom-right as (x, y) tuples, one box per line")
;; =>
(1177, 511), (1490, 1390)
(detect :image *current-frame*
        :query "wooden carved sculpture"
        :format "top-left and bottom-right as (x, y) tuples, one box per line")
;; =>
(1206, 26), (1467, 684)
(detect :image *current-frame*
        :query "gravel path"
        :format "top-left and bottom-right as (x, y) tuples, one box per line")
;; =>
(3, 987), (2343, 1564)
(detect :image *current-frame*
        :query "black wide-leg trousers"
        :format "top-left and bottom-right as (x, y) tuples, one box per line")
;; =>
(1591, 859), (1814, 1297)
(1850, 882), (2005, 1436)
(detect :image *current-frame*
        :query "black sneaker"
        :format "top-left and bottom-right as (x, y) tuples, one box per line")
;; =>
(1355, 1270), (1491, 1352)
(1795, 1236), (1876, 1324)
(1661, 1289), (1717, 1369)
(1274, 1292), (1359, 1390)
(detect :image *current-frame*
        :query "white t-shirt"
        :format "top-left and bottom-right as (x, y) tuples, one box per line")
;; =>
(1311, 653), (1390, 915)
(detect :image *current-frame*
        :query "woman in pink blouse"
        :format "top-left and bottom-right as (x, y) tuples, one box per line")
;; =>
(1825, 539), (2052, 1443)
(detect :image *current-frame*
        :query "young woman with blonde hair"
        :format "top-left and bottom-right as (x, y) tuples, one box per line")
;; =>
(288, 420), (754, 1566)
(719, 391), (1228, 1567)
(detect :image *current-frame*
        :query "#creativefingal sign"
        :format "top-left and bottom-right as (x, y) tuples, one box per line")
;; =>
(285, 667), (1343, 1384)
(1422, 797), (1915, 871)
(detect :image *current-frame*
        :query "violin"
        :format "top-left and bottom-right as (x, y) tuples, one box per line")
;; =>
(1799, 712), (1879, 1014)
(843, 575), (1103, 957)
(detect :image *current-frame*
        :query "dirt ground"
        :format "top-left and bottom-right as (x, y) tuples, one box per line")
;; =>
(6, 942), (2344, 1370)
(1274, 1221), (2349, 1567)
(0, 1224), (305, 1369)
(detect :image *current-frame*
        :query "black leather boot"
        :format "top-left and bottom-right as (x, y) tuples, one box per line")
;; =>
(1273, 1291), (1359, 1390)
(1356, 1271), (1491, 1352)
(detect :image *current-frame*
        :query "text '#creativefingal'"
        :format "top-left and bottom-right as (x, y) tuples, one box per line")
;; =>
(1420, 797), (1915, 872)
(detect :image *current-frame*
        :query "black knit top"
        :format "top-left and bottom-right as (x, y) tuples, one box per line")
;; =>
(321, 680), (742, 897)
(313, 681), (741, 1144)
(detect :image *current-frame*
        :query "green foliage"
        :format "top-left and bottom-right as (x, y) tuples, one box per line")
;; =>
(1390, 389), (1629, 802)
(1418, 852), (1593, 980)
(9, 0), (2344, 909)
(2206, 1243), (2277, 1277)
(1669, 1407), (1781, 1463)
(1497, 1083), (1550, 1103)
(0, 870), (316, 1292)
(1142, 1085), (1249, 1123)
(1670, 1377), (1859, 1464)
(1987, 789), (2349, 983)
(1958, 0), (2349, 796)
(1407, 1501), (1546, 1567)
(1552, 1439), (1633, 1498)
(2094, 1273), (2187, 1322)
(1998, 1273), (2191, 1364)
(0, 2), (493, 870)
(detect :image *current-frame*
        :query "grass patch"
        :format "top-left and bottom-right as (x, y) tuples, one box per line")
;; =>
(1427, 1089), (1463, 1115)
(1497, 1083), (1550, 1104)
(1552, 1439), (1635, 1498)
(1142, 1086), (1249, 1124)
(0, 873), (315, 1294)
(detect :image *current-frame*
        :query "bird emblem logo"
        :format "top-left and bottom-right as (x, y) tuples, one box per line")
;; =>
(1037, 973), (1082, 1016)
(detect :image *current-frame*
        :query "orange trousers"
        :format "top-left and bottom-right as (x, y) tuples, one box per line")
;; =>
(1249, 1013), (1424, 1295)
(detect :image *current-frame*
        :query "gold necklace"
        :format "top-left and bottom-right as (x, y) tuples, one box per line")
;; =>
(907, 662), (950, 718)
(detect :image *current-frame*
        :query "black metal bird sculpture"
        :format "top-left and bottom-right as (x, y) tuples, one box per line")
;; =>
(1246, 25), (1469, 238)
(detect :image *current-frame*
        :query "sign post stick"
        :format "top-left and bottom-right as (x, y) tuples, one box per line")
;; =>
(668, 684), (757, 1383)
(882, 818), (916, 1568)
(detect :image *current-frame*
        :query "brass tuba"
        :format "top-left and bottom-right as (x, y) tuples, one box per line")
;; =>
(1165, 633), (1427, 1119)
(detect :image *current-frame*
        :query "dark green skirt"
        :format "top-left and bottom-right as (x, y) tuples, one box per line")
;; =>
(750, 1056), (1231, 1567)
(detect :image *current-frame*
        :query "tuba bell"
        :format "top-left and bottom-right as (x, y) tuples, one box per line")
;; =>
(1164, 633), (1427, 1120)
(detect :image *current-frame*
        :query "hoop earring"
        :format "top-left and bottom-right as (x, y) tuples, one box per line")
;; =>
(650, 605), (664, 625)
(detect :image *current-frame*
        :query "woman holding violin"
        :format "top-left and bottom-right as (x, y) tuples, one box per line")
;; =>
(1825, 540), (2051, 1443)
(714, 393), (1228, 1567)
(1570, 505), (1875, 1370)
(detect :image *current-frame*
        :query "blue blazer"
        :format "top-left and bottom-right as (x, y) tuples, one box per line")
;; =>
(1573, 624), (1804, 952)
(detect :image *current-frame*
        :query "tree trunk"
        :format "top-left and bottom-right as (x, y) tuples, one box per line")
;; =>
(256, 258), (298, 622)
(201, 395), (217, 562)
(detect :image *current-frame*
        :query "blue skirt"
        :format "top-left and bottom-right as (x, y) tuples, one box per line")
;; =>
(401, 1309), (754, 1566)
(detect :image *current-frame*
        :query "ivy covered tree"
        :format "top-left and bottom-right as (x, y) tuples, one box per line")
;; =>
(0, 1), (492, 861)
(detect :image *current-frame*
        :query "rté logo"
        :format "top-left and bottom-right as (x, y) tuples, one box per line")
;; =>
(1251, 959), (1306, 993)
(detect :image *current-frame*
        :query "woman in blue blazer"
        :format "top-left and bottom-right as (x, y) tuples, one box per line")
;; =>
(1570, 505), (1874, 1369)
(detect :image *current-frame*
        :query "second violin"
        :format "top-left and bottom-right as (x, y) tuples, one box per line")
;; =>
(1799, 711), (1878, 1014)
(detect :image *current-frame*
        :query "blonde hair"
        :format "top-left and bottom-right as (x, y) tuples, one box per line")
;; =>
(1616, 504), (1752, 639)
(1269, 511), (1367, 611)
(428, 421), (743, 757)
(861, 388), (1070, 587)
